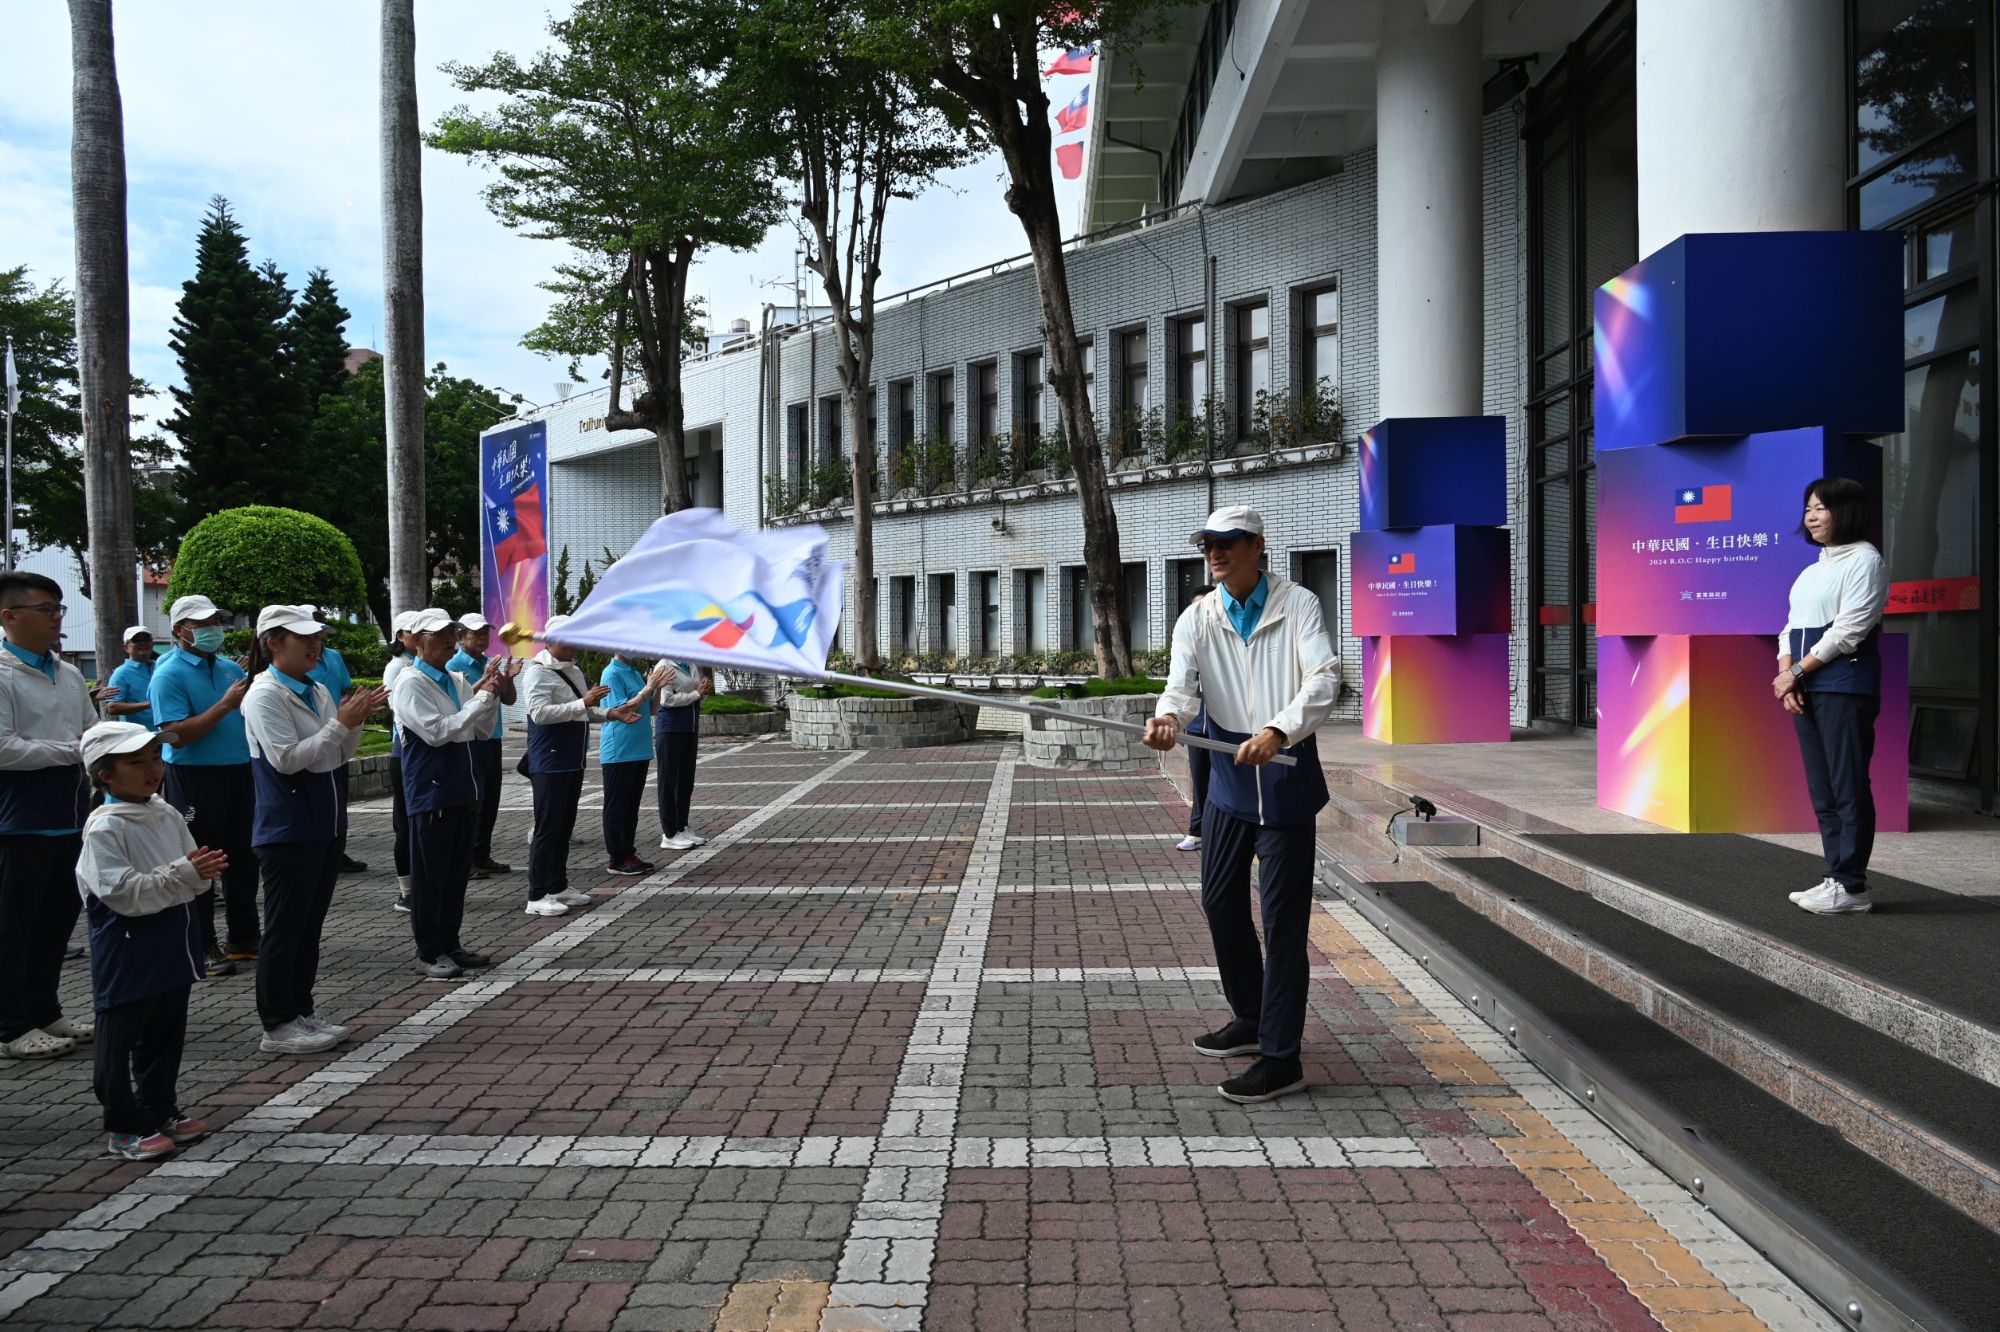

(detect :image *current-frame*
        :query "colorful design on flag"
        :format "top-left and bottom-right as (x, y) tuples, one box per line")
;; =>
(1672, 484), (1732, 523)
(480, 421), (551, 658)
(1387, 552), (1415, 575)
(1044, 45), (1095, 76)
(1055, 141), (1084, 180)
(608, 586), (820, 655)
(1056, 86), (1091, 134)
(487, 480), (548, 571)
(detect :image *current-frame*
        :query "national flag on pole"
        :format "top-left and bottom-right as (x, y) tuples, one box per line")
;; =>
(1044, 45), (1095, 76)
(487, 480), (548, 571)
(1055, 141), (1085, 180)
(3, 340), (18, 415)
(1056, 86), (1091, 134)
(552, 508), (845, 679)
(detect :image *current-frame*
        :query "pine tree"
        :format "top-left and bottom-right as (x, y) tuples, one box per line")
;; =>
(165, 197), (303, 521)
(284, 268), (353, 417)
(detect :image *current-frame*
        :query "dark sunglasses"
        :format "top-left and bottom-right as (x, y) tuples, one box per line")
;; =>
(1198, 535), (1246, 553)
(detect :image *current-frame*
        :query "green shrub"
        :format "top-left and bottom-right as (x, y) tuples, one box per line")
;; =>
(166, 506), (367, 616)
(1030, 676), (1166, 699)
(795, 677), (916, 700)
(701, 694), (773, 715)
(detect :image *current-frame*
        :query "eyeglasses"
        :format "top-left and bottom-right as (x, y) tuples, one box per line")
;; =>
(1198, 536), (1244, 553)
(2, 602), (67, 618)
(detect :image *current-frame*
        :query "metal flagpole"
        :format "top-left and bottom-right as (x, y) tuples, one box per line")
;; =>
(3, 335), (15, 573)
(494, 621), (1294, 767)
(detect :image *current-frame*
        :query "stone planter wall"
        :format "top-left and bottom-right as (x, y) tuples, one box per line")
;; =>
(789, 693), (981, 750)
(346, 753), (395, 801)
(1021, 693), (1162, 770)
(702, 708), (786, 737)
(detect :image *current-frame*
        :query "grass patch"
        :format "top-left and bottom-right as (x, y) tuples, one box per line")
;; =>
(701, 694), (773, 715)
(1030, 676), (1166, 699)
(355, 728), (394, 757)
(794, 677), (919, 700)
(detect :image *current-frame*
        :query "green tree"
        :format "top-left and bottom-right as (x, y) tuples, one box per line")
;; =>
(732, 0), (980, 671)
(0, 267), (179, 594)
(872, 2), (1192, 676)
(283, 268), (353, 420)
(430, 0), (782, 516)
(166, 197), (302, 522)
(164, 505), (367, 615)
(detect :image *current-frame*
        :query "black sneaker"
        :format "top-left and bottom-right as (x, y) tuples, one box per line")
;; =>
(393, 893), (411, 914)
(203, 944), (237, 979)
(606, 857), (646, 876)
(417, 957), (463, 980)
(1192, 1021), (1259, 1058)
(473, 859), (511, 878)
(338, 854), (368, 875)
(449, 949), (493, 970)
(1218, 1057), (1306, 1104)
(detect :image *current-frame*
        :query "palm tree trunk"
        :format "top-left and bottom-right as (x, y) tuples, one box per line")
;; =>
(69, 0), (136, 675)
(380, 0), (428, 617)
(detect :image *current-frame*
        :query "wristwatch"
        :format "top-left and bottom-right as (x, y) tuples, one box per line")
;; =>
(1789, 662), (1808, 680)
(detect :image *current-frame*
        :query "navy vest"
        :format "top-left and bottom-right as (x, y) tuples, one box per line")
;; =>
(655, 698), (700, 735)
(1789, 624), (1882, 697)
(400, 727), (481, 814)
(526, 667), (588, 774)
(0, 765), (90, 835)
(1198, 722), (1328, 829)
(250, 755), (342, 848)
(87, 895), (203, 1011)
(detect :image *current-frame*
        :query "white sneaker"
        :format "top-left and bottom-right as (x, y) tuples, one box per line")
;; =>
(259, 1020), (339, 1055)
(659, 833), (699, 851)
(680, 832), (707, 846)
(300, 1013), (351, 1042)
(1789, 876), (1836, 904)
(1176, 835), (1201, 852)
(525, 898), (569, 917)
(1795, 880), (1873, 915)
(554, 889), (593, 908)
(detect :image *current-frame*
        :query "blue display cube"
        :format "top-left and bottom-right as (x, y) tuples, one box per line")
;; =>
(1593, 231), (1903, 452)
(1356, 416), (1507, 531)
(1351, 526), (1511, 637)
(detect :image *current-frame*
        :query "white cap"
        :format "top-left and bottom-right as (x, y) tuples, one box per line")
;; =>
(256, 604), (328, 637)
(405, 607), (460, 634)
(543, 614), (574, 636)
(1189, 504), (1265, 547)
(390, 610), (418, 635)
(169, 594), (223, 625)
(80, 721), (161, 772)
(458, 613), (491, 632)
(122, 625), (153, 643)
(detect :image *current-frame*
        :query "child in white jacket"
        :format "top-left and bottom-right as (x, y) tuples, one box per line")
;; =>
(75, 722), (227, 1160)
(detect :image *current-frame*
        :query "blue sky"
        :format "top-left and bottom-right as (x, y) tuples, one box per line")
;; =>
(1, 4), (1089, 427)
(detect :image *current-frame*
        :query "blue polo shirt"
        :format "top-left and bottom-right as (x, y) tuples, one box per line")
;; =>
(1219, 575), (1268, 643)
(107, 657), (157, 729)
(3, 640), (56, 682)
(307, 645), (352, 699)
(447, 649), (505, 740)
(415, 658), (460, 707)
(149, 649), (250, 766)
(598, 657), (654, 764)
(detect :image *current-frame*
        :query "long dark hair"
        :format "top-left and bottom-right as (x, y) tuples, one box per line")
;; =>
(1800, 477), (1870, 546)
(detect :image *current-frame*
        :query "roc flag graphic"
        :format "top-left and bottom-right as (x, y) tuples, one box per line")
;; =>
(553, 508), (845, 680)
(1055, 141), (1084, 180)
(488, 481), (548, 571)
(1056, 86), (1091, 134)
(1673, 484), (1732, 524)
(1388, 552), (1416, 575)
(1044, 45), (1095, 76)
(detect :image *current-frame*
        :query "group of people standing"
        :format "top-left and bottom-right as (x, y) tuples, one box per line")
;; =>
(0, 576), (711, 1162)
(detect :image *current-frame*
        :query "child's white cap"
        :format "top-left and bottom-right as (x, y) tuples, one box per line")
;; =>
(80, 721), (160, 771)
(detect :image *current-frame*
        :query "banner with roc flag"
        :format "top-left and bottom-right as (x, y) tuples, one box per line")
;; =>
(480, 420), (551, 656)
(551, 509), (845, 679)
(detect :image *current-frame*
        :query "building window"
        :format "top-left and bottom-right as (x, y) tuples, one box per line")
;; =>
(893, 380), (916, 451)
(1014, 567), (1047, 654)
(1016, 351), (1044, 461)
(1235, 302), (1270, 440)
(890, 575), (916, 654)
(974, 361), (999, 446)
(1174, 314), (1206, 421)
(1300, 284), (1338, 398)
(820, 394), (842, 464)
(1117, 327), (1148, 456)
(1122, 562), (1148, 652)
(971, 571), (1000, 658)
(1063, 566), (1090, 652)
(931, 370), (955, 446)
(928, 573), (957, 656)
(785, 402), (808, 494)
(1078, 337), (1095, 411)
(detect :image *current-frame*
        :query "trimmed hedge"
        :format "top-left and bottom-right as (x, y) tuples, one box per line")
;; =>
(1030, 676), (1167, 699)
(166, 506), (367, 618)
(702, 694), (773, 715)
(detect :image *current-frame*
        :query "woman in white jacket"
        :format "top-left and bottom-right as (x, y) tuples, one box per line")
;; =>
(241, 607), (388, 1053)
(75, 721), (227, 1159)
(1772, 479), (1891, 915)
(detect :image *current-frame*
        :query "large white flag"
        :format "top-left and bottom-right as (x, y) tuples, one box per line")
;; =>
(551, 508), (845, 678)
(3, 340), (18, 415)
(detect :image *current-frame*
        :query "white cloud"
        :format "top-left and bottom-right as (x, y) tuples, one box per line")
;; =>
(1, 3), (1089, 417)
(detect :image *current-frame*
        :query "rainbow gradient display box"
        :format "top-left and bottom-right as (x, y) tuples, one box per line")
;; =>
(1358, 416), (1508, 531)
(1594, 232), (1903, 453)
(1352, 526), (1510, 637)
(1362, 635), (1511, 745)
(1597, 633), (1909, 833)
(1596, 426), (1884, 636)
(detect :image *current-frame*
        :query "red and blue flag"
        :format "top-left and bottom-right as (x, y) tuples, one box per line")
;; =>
(1673, 484), (1732, 524)
(1045, 45), (1095, 76)
(487, 481), (547, 571)
(1056, 86), (1091, 134)
(1388, 552), (1416, 575)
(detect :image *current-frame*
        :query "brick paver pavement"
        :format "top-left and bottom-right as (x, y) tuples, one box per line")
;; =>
(0, 737), (1833, 1330)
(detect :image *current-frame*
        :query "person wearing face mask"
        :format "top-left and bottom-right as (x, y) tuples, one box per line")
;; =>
(522, 616), (640, 915)
(0, 571), (98, 1061)
(392, 609), (516, 978)
(147, 595), (257, 980)
(242, 607), (391, 1054)
(103, 628), (160, 729)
